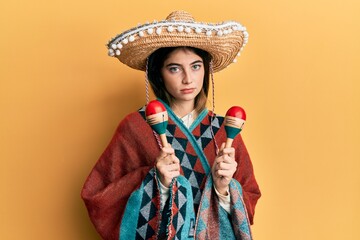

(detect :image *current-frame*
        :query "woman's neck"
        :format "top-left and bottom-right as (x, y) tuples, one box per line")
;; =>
(170, 100), (196, 118)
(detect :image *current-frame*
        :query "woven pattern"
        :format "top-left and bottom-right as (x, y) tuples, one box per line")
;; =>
(135, 170), (160, 240)
(135, 108), (253, 239)
(82, 107), (260, 240)
(169, 182), (189, 239)
(229, 181), (252, 239)
(107, 10), (248, 72)
(167, 10), (194, 22)
(196, 176), (253, 239)
(139, 109), (223, 209)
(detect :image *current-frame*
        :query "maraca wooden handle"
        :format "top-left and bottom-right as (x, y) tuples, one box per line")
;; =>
(225, 138), (234, 148)
(159, 134), (168, 147)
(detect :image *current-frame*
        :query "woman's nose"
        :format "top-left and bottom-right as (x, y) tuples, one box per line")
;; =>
(182, 69), (193, 84)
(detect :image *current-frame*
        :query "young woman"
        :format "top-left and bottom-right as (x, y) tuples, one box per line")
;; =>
(82, 11), (261, 240)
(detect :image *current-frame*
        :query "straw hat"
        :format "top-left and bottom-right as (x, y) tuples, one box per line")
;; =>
(107, 10), (249, 73)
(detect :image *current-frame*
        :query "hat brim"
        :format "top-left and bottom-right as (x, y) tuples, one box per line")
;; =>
(108, 20), (248, 72)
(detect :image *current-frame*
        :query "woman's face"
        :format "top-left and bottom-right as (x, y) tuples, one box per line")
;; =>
(161, 48), (205, 106)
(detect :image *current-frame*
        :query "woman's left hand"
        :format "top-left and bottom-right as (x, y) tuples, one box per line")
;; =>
(212, 143), (237, 195)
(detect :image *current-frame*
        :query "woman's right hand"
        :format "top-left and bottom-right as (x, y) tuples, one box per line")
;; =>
(155, 144), (181, 188)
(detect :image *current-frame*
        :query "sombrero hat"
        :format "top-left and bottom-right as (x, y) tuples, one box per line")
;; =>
(107, 10), (249, 73)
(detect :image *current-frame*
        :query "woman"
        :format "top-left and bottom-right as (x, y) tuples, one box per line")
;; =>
(82, 10), (261, 240)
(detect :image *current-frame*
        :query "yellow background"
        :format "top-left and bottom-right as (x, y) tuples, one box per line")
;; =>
(1, 0), (359, 239)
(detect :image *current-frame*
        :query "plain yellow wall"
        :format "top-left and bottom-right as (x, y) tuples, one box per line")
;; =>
(1, 0), (359, 239)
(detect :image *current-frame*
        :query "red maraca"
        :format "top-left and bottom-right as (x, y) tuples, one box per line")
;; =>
(224, 106), (246, 148)
(145, 100), (168, 147)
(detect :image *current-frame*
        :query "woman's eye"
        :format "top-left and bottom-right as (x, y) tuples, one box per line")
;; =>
(192, 64), (201, 70)
(169, 67), (179, 73)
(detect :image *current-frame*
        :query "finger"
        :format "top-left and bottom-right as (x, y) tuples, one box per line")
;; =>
(217, 142), (226, 156)
(215, 159), (225, 166)
(222, 147), (235, 158)
(220, 142), (225, 151)
(217, 169), (234, 179)
(221, 154), (236, 164)
(157, 164), (179, 177)
(156, 148), (176, 165)
(157, 151), (171, 161)
(215, 162), (231, 172)
(216, 161), (237, 173)
(167, 170), (181, 179)
(169, 155), (180, 164)
(162, 146), (175, 155)
(215, 154), (232, 164)
(217, 161), (232, 171)
(156, 158), (179, 169)
(215, 171), (231, 182)
(156, 157), (174, 167)
(167, 163), (181, 172)
(161, 164), (180, 176)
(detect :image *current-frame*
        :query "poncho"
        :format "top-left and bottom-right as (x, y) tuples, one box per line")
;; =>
(81, 104), (261, 240)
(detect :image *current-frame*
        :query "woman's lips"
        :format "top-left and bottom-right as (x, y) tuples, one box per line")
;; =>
(180, 88), (195, 94)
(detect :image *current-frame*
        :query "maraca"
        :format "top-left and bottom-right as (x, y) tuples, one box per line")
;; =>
(145, 100), (168, 147)
(224, 106), (246, 148)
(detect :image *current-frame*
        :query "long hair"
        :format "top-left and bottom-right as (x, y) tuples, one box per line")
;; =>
(147, 47), (211, 114)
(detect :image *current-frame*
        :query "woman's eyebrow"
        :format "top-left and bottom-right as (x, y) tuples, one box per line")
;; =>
(191, 60), (203, 65)
(164, 63), (181, 67)
(164, 60), (203, 67)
